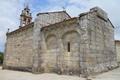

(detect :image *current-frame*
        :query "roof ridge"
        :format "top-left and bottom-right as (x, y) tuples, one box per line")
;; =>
(7, 22), (34, 36)
(37, 10), (70, 17)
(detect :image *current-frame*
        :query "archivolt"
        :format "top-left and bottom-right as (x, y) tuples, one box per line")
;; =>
(62, 30), (80, 42)
(45, 34), (58, 50)
(62, 30), (80, 52)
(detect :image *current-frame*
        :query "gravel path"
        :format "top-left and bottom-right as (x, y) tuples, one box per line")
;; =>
(0, 66), (120, 80)
(91, 67), (120, 80)
(0, 67), (85, 80)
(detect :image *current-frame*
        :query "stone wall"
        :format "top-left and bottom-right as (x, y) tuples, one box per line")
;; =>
(36, 11), (71, 26)
(80, 7), (118, 75)
(115, 40), (120, 63)
(39, 18), (83, 75)
(3, 24), (34, 71)
(36, 7), (118, 76)
(32, 11), (71, 73)
(3, 7), (118, 76)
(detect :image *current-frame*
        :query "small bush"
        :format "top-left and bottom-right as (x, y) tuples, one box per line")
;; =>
(0, 52), (3, 64)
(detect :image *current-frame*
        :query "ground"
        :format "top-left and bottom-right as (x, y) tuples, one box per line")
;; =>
(0, 66), (120, 80)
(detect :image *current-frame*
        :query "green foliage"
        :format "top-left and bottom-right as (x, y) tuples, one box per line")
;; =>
(0, 52), (3, 54)
(0, 52), (3, 64)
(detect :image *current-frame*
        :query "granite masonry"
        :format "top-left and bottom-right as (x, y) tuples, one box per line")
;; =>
(3, 6), (118, 76)
(115, 40), (120, 63)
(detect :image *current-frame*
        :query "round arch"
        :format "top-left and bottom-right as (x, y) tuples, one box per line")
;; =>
(45, 34), (58, 50)
(62, 30), (80, 52)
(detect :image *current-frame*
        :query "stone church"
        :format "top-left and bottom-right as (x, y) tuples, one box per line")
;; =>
(3, 5), (118, 76)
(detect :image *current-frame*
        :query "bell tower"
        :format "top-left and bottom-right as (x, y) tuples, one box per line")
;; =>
(20, 2), (32, 27)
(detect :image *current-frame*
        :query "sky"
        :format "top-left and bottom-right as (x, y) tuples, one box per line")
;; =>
(0, 0), (120, 52)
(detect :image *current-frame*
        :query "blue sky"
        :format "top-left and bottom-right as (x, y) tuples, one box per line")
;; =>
(0, 0), (120, 52)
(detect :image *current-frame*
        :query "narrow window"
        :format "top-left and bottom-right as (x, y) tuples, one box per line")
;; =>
(68, 42), (70, 52)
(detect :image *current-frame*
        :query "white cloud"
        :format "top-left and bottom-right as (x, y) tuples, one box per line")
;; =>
(34, 0), (120, 39)
(66, 5), (85, 17)
(0, 0), (24, 52)
(0, 0), (120, 52)
(66, 0), (120, 40)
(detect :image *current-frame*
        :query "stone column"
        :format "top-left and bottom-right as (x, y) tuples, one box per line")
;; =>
(32, 32), (47, 73)
(39, 31), (48, 72)
(57, 37), (64, 74)
(32, 17), (43, 73)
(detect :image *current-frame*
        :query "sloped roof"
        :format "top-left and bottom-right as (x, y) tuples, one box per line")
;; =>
(108, 19), (115, 28)
(7, 11), (71, 36)
(41, 17), (77, 31)
(7, 22), (34, 36)
(37, 10), (71, 18)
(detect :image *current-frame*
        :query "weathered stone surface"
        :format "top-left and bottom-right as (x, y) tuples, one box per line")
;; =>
(3, 23), (34, 71)
(115, 40), (120, 63)
(3, 7), (118, 76)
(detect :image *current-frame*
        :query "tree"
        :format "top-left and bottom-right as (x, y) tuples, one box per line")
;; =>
(0, 52), (3, 64)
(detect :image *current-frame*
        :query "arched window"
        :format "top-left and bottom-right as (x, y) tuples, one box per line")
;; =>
(62, 31), (80, 52)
